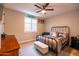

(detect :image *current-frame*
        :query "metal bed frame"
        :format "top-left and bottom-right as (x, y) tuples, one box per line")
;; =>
(50, 26), (70, 55)
(36, 26), (70, 55)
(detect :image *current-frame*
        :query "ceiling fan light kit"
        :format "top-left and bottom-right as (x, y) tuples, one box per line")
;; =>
(41, 10), (46, 14)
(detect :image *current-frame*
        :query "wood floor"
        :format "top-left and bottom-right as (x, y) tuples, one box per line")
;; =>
(19, 41), (79, 56)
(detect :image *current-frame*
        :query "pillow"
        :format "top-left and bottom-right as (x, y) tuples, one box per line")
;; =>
(58, 32), (68, 38)
(42, 32), (50, 36)
(43, 35), (50, 38)
(51, 32), (58, 37)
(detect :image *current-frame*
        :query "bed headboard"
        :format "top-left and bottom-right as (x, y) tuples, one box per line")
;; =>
(51, 26), (70, 33)
(51, 26), (70, 39)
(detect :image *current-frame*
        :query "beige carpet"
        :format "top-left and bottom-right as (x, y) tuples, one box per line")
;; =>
(19, 41), (79, 56)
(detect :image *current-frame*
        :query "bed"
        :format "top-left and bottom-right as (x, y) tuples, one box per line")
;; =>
(36, 26), (70, 55)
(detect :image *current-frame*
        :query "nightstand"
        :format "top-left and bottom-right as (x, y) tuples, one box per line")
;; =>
(71, 36), (79, 50)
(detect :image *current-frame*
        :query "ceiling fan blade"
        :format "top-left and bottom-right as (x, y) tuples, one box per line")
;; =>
(36, 10), (41, 13)
(46, 9), (54, 11)
(43, 3), (49, 8)
(34, 4), (42, 9)
(45, 3), (49, 7)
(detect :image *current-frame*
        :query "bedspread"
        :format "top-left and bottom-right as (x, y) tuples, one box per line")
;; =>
(36, 36), (68, 53)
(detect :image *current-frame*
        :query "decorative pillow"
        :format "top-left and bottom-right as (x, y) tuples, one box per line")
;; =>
(43, 35), (50, 38)
(51, 32), (58, 37)
(58, 32), (68, 38)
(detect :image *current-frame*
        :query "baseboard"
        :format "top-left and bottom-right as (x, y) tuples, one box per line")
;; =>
(19, 39), (35, 45)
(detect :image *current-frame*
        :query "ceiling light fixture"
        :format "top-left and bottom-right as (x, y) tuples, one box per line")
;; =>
(41, 10), (46, 14)
(34, 3), (54, 14)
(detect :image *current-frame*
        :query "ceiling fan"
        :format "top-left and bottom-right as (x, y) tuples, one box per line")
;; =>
(34, 3), (54, 14)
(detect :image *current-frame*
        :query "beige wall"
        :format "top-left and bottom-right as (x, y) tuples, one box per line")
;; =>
(4, 8), (44, 43)
(45, 10), (79, 36)
(0, 21), (3, 34)
(0, 5), (3, 34)
(37, 23), (45, 35)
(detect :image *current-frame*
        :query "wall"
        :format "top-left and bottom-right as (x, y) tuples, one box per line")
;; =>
(0, 21), (1, 48)
(37, 22), (45, 35)
(0, 21), (3, 34)
(45, 10), (79, 36)
(4, 8), (44, 44)
(0, 4), (3, 34)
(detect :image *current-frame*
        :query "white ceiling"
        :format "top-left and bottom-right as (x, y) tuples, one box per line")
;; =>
(4, 3), (79, 19)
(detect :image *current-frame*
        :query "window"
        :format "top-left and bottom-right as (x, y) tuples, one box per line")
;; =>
(24, 16), (37, 32)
